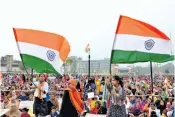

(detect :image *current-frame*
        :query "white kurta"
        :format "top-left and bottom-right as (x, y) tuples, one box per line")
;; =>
(34, 81), (49, 98)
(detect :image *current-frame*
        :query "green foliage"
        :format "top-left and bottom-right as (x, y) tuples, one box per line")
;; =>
(66, 57), (73, 65)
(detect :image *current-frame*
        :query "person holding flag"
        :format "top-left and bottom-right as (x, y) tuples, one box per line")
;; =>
(32, 74), (49, 117)
(13, 28), (71, 116)
(106, 75), (127, 117)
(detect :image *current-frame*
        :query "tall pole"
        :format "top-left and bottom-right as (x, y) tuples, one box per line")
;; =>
(109, 63), (112, 75)
(150, 61), (154, 94)
(110, 34), (117, 75)
(31, 68), (33, 82)
(88, 50), (90, 79)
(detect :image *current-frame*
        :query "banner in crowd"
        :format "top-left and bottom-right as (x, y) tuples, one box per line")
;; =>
(19, 101), (34, 109)
(88, 92), (94, 98)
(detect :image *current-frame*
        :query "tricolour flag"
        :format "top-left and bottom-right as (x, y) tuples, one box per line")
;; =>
(13, 28), (70, 75)
(111, 15), (174, 63)
(140, 80), (148, 88)
(85, 43), (90, 53)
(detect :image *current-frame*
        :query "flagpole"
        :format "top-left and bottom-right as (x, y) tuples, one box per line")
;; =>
(31, 68), (33, 82)
(150, 61), (154, 98)
(109, 63), (112, 75)
(88, 49), (90, 79)
(110, 34), (117, 75)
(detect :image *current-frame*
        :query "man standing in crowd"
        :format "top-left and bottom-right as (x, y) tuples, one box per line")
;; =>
(32, 74), (49, 117)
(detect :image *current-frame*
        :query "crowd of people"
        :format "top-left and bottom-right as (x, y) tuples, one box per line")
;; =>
(0, 73), (174, 117)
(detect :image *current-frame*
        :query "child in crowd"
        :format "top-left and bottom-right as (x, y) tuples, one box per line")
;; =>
(50, 106), (59, 117)
(21, 108), (31, 117)
(90, 100), (107, 114)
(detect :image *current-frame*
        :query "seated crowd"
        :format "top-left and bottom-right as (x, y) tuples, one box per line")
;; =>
(0, 73), (174, 117)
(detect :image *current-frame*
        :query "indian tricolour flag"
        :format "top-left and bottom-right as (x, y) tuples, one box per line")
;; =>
(85, 43), (90, 53)
(13, 28), (70, 75)
(111, 15), (174, 63)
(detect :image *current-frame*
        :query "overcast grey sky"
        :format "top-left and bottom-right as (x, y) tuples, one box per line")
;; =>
(0, 0), (174, 63)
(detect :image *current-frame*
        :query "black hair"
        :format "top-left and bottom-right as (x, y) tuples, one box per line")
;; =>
(113, 75), (124, 87)
(60, 94), (63, 98)
(21, 74), (26, 82)
(51, 106), (57, 109)
(39, 73), (45, 77)
(155, 92), (158, 95)
(150, 111), (157, 117)
(128, 86), (132, 90)
(131, 77), (134, 81)
(76, 81), (81, 92)
(95, 101), (101, 106)
(101, 77), (105, 82)
(22, 108), (29, 112)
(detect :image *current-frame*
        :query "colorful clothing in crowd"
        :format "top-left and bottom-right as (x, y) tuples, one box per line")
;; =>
(59, 79), (84, 117)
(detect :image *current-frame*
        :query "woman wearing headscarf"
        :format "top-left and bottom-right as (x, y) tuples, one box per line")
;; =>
(106, 75), (127, 117)
(76, 80), (84, 100)
(59, 79), (84, 117)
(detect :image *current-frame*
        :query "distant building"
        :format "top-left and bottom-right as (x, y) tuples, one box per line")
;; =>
(63, 57), (131, 75)
(1, 55), (23, 73)
(79, 58), (110, 75)
(1, 55), (131, 75)
(61, 56), (82, 74)
(118, 68), (129, 73)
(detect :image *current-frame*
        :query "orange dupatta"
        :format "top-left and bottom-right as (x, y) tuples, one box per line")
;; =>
(65, 87), (84, 114)
(38, 82), (45, 99)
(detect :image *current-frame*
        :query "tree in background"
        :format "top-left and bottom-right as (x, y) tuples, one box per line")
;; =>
(66, 57), (73, 74)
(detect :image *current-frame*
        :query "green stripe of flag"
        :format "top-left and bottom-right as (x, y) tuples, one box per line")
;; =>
(21, 54), (61, 75)
(111, 50), (174, 63)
